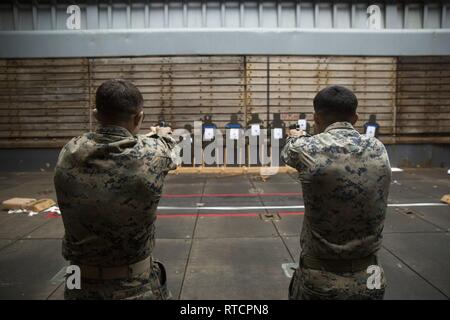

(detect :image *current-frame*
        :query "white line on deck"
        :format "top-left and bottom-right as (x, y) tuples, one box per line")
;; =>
(158, 203), (447, 211)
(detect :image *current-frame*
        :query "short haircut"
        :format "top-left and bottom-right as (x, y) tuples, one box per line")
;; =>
(95, 79), (143, 119)
(313, 85), (358, 120)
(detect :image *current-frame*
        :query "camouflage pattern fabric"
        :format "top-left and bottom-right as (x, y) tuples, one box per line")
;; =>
(289, 263), (386, 300)
(54, 125), (180, 300)
(282, 121), (391, 300)
(64, 260), (172, 300)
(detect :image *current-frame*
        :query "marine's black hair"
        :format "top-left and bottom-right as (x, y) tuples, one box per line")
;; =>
(95, 79), (143, 119)
(313, 85), (358, 120)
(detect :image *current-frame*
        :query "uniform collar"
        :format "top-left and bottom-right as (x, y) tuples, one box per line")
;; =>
(324, 121), (356, 133)
(96, 125), (134, 138)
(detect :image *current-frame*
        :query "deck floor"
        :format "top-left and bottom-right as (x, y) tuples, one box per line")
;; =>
(0, 169), (449, 300)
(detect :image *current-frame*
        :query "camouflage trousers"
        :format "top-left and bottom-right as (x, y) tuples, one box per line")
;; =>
(289, 262), (386, 300)
(64, 260), (172, 300)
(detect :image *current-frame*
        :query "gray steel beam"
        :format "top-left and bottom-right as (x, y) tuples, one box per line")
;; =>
(1, 29), (450, 58)
(86, 2), (99, 29)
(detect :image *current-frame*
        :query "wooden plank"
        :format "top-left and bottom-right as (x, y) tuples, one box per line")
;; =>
(0, 94), (88, 102)
(248, 99), (394, 107)
(142, 99), (243, 107)
(250, 91), (394, 100)
(396, 120), (450, 127)
(398, 56), (450, 64)
(0, 108), (89, 116)
(397, 63), (450, 71)
(248, 84), (395, 93)
(397, 113), (450, 120)
(396, 127), (450, 134)
(0, 138), (71, 148)
(248, 56), (396, 64)
(397, 84), (450, 92)
(0, 129), (88, 138)
(5, 58), (87, 66)
(127, 85), (244, 94)
(398, 92), (450, 99)
(0, 101), (89, 109)
(0, 123), (89, 131)
(397, 99), (450, 106)
(381, 136), (450, 144)
(397, 78), (450, 85)
(143, 106), (244, 114)
(4, 66), (89, 74)
(90, 63), (243, 72)
(249, 70), (396, 78)
(91, 78), (244, 86)
(0, 115), (90, 124)
(397, 106), (450, 113)
(90, 70), (243, 79)
(237, 106), (394, 114)
(4, 74), (89, 81)
(92, 56), (243, 65)
(0, 87), (88, 95)
(140, 92), (243, 100)
(249, 78), (396, 85)
(0, 80), (89, 88)
(397, 70), (450, 78)
(247, 63), (396, 71)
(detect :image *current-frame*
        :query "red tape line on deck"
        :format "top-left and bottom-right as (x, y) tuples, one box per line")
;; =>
(279, 212), (305, 216)
(156, 211), (305, 218)
(162, 192), (302, 198)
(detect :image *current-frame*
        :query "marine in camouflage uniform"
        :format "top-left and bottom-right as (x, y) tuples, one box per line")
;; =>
(54, 79), (180, 299)
(282, 86), (391, 300)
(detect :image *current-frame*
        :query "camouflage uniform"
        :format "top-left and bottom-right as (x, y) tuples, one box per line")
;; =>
(54, 125), (180, 300)
(282, 122), (391, 300)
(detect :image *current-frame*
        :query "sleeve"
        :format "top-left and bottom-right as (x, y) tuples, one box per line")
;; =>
(141, 133), (182, 171)
(281, 136), (313, 171)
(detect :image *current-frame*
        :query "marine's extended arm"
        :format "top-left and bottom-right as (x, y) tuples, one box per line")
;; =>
(281, 129), (311, 171)
(144, 126), (182, 170)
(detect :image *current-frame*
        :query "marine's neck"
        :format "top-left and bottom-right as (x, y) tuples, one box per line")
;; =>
(98, 121), (136, 136)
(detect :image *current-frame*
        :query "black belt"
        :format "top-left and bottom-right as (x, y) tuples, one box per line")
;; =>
(72, 256), (152, 280)
(300, 254), (378, 273)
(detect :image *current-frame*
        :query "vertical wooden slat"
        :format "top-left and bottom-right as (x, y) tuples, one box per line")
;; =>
(88, 58), (93, 132)
(393, 57), (399, 137)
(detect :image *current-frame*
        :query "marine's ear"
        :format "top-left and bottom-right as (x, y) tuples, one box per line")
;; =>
(313, 112), (329, 134)
(313, 112), (319, 125)
(350, 113), (359, 125)
(313, 112), (324, 129)
(133, 110), (144, 130)
(92, 108), (99, 121)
